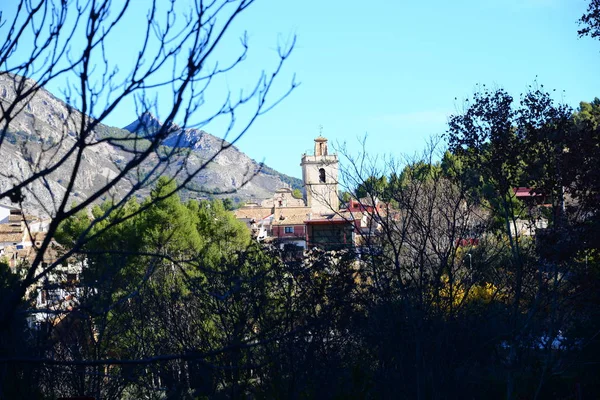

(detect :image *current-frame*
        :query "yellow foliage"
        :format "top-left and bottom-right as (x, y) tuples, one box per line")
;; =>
(435, 275), (500, 314)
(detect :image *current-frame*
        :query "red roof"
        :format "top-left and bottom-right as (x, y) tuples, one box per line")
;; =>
(513, 187), (543, 198)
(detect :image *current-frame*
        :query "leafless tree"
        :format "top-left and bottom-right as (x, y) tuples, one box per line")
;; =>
(327, 138), (520, 398)
(0, 0), (294, 323)
(0, 0), (296, 396)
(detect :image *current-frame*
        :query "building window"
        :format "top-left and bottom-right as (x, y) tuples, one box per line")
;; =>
(284, 226), (294, 234)
(319, 168), (326, 183)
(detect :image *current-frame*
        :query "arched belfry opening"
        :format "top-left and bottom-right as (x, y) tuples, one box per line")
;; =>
(319, 168), (326, 183)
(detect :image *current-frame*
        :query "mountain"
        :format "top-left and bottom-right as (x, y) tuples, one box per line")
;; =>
(120, 112), (303, 200)
(0, 74), (302, 216)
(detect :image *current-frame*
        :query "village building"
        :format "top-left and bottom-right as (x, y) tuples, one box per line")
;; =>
(272, 206), (311, 248)
(513, 187), (549, 207)
(0, 206), (44, 251)
(0, 203), (21, 224)
(235, 137), (384, 251)
(260, 187), (305, 208)
(0, 203), (82, 328)
(234, 202), (273, 241)
(510, 187), (551, 237)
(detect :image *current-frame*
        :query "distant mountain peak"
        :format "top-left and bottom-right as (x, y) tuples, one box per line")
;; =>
(122, 112), (163, 136)
(0, 74), (303, 215)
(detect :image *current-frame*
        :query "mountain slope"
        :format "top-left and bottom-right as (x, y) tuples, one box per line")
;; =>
(0, 74), (301, 215)
(120, 113), (303, 199)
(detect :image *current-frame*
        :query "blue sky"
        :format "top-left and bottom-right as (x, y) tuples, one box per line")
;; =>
(229, 0), (600, 177)
(3, 0), (600, 178)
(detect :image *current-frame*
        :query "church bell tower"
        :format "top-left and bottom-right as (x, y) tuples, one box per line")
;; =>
(300, 136), (339, 215)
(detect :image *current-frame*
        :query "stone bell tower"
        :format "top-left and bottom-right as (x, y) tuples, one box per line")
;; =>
(300, 136), (339, 215)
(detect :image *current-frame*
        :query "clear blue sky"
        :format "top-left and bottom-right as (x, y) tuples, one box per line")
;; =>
(3, 0), (600, 178)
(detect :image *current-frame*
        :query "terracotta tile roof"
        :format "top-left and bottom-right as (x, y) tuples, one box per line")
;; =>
(8, 215), (22, 223)
(272, 207), (311, 226)
(0, 223), (22, 233)
(273, 214), (308, 225)
(339, 210), (364, 220)
(0, 232), (23, 243)
(234, 207), (273, 222)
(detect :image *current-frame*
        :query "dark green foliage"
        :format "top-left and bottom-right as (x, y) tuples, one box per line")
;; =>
(5, 87), (600, 398)
(579, 0), (600, 39)
(566, 99), (600, 219)
(447, 88), (525, 196)
(0, 261), (46, 399)
(355, 175), (387, 200)
(339, 190), (352, 204)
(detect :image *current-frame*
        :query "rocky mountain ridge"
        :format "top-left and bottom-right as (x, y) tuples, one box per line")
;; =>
(0, 74), (302, 216)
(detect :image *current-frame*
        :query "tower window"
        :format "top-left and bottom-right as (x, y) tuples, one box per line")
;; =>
(319, 168), (326, 183)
